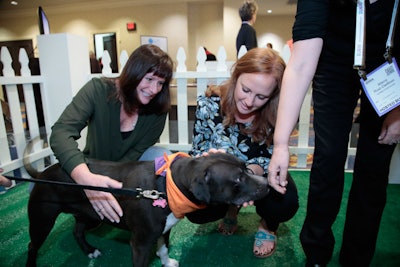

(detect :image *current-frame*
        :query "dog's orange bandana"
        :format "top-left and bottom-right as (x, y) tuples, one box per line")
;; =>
(155, 152), (206, 218)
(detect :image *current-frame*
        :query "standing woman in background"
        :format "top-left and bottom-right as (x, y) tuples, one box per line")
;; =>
(268, 0), (400, 266)
(236, 0), (259, 55)
(49, 44), (174, 224)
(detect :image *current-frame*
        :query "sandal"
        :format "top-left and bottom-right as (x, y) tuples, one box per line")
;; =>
(253, 228), (277, 258)
(218, 217), (238, 235)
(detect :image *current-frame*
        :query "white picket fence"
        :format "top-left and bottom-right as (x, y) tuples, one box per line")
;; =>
(2, 37), (396, 187)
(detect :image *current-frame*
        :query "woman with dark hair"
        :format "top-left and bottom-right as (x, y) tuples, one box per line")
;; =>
(50, 44), (174, 223)
(188, 47), (299, 258)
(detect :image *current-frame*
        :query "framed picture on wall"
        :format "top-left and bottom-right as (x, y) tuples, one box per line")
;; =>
(140, 35), (168, 52)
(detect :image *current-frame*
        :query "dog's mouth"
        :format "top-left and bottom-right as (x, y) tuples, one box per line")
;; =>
(231, 198), (247, 206)
(230, 186), (270, 206)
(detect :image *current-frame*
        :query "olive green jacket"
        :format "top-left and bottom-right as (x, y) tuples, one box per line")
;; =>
(50, 78), (167, 174)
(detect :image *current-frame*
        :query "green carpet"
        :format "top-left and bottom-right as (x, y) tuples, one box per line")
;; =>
(1, 171), (399, 267)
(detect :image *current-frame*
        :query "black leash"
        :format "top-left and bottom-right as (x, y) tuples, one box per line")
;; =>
(4, 175), (165, 199)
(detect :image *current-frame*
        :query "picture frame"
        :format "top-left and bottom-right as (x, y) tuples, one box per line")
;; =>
(140, 35), (168, 52)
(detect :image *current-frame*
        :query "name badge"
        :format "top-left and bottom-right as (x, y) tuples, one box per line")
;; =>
(361, 58), (400, 116)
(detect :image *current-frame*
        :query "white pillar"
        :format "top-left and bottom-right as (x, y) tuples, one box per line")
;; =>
(37, 33), (90, 132)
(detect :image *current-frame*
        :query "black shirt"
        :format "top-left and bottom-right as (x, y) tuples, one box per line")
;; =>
(236, 22), (258, 54)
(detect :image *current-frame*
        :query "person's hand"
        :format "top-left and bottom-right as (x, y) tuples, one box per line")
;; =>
(71, 164), (123, 223)
(201, 148), (226, 156)
(267, 145), (289, 194)
(83, 173), (124, 223)
(241, 201), (254, 207)
(0, 175), (11, 187)
(0, 168), (12, 187)
(378, 107), (400, 145)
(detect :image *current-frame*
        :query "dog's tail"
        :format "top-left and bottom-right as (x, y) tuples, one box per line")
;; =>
(23, 136), (45, 178)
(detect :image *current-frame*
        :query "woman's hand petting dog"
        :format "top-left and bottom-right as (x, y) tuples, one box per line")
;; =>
(199, 147), (226, 157)
(71, 163), (123, 223)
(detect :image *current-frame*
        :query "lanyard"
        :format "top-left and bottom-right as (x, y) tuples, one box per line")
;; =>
(354, 0), (399, 80)
(385, 0), (399, 63)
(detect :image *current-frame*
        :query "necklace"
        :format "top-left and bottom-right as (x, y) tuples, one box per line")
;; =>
(120, 106), (138, 132)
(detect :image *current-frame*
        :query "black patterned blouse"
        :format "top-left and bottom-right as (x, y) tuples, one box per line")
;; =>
(189, 95), (273, 175)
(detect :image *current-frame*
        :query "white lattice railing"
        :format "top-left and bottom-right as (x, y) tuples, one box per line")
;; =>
(1, 35), (397, 187)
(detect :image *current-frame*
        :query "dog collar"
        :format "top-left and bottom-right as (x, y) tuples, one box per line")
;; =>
(155, 152), (206, 218)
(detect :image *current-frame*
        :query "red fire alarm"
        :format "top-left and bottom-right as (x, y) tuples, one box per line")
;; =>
(127, 22), (136, 31)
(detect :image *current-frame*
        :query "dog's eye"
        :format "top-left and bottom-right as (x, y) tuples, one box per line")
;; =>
(246, 168), (254, 175)
(235, 174), (245, 185)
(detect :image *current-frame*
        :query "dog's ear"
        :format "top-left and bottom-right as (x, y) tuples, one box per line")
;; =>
(190, 172), (211, 203)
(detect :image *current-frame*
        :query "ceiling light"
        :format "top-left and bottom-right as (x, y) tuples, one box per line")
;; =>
(267, 10), (272, 14)
(10, 1), (18, 5)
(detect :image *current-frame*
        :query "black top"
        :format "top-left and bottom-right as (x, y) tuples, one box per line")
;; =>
(236, 23), (258, 54)
(293, 0), (399, 70)
(189, 95), (272, 175)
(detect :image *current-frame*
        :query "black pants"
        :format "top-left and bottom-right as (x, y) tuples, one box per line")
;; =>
(301, 56), (396, 266)
(186, 174), (299, 232)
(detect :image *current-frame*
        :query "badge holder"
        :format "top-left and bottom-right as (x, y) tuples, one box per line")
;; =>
(354, 0), (400, 116)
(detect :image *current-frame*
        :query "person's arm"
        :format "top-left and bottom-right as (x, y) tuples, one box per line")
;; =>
(189, 95), (218, 156)
(71, 163), (123, 223)
(268, 38), (323, 194)
(50, 79), (98, 173)
(50, 79), (123, 222)
(0, 168), (12, 187)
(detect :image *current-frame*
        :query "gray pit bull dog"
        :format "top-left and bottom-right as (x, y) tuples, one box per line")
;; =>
(24, 150), (269, 267)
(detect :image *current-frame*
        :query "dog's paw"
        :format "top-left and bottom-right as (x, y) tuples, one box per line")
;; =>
(156, 244), (179, 267)
(88, 249), (102, 259)
(163, 258), (179, 267)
